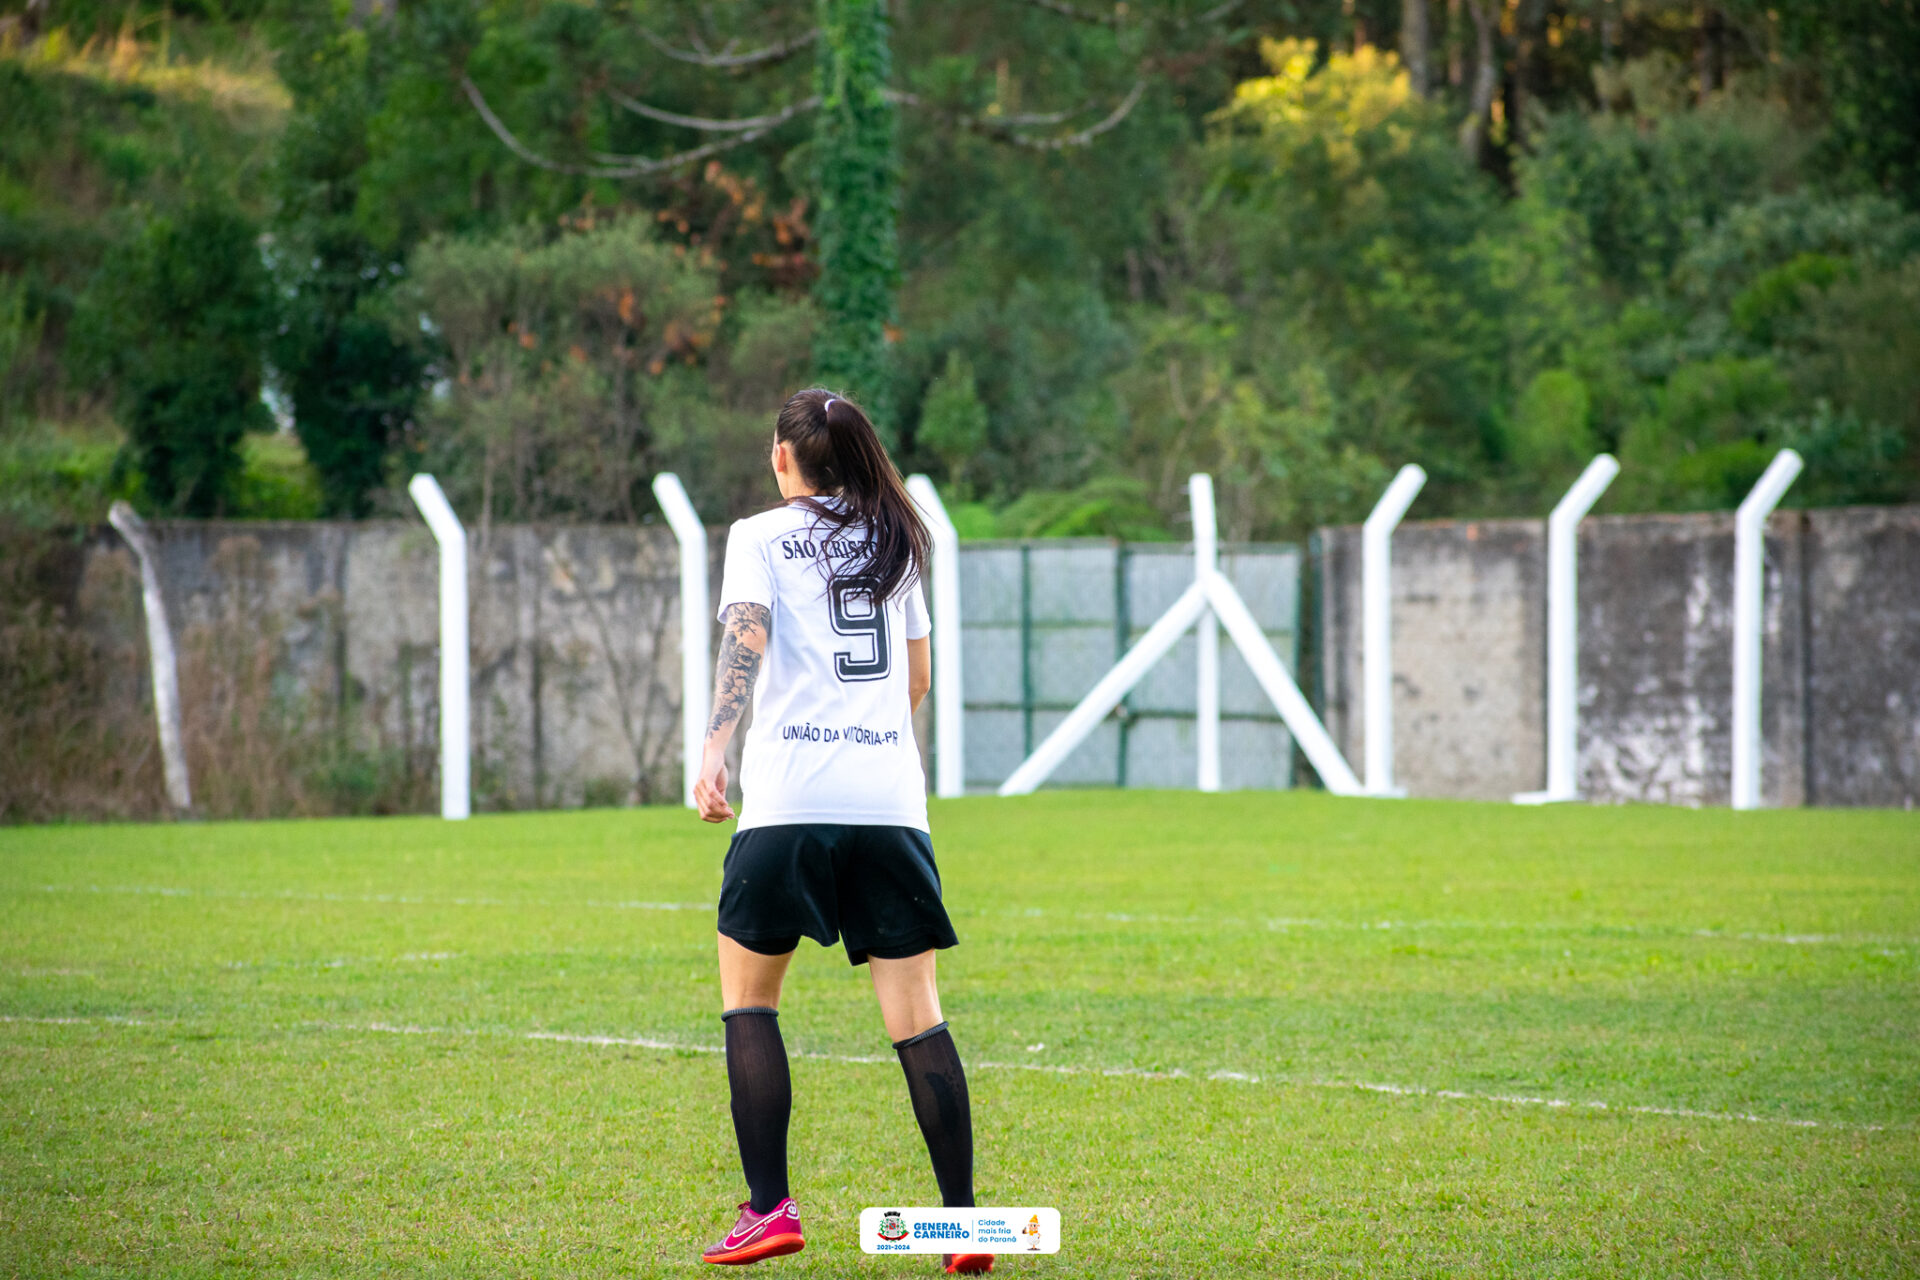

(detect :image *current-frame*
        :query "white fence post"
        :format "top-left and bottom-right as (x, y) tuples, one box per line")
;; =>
(1201, 573), (1363, 796)
(1362, 465), (1425, 797)
(906, 475), (965, 799)
(651, 473), (710, 810)
(406, 475), (470, 820)
(1515, 454), (1620, 805)
(107, 501), (191, 814)
(1191, 475), (1222, 793)
(1731, 449), (1803, 811)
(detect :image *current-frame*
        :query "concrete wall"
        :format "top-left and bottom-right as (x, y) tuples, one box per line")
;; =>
(1803, 509), (1920, 807)
(40, 503), (1917, 813)
(1317, 506), (1920, 809)
(1317, 518), (1546, 801)
(53, 516), (940, 814)
(63, 519), (712, 810)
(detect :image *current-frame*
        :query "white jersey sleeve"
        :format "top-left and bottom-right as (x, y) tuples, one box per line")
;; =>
(905, 578), (931, 641)
(718, 517), (776, 615)
(714, 503), (931, 832)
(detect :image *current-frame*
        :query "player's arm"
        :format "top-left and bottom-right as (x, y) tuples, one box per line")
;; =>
(696, 602), (771, 823)
(907, 634), (931, 713)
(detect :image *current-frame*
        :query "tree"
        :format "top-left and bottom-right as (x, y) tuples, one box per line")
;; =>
(1774, 0), (1920, 210)
(76, 202), (275, 516)
(917, 349), (988, 492)
(269, 2), (424, 517)
(1400, 0), (1430, 98)
(402, 215), (764, 525)
(450, 0), (1235, 439)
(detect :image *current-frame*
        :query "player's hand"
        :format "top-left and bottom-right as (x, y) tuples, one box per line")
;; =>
(694, 753), (735, 823)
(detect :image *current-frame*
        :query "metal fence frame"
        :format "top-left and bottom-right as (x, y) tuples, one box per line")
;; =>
(958, 538), (1302, 792)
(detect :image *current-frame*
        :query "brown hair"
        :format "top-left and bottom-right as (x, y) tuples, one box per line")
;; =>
(774, 388), (929, 604)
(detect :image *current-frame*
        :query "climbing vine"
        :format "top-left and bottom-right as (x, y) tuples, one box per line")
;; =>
(810, 0), (901, 435)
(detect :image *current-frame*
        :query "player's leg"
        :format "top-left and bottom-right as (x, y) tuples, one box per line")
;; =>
(719, 934), (797, 1214)
(879, 951), (983, 1212)
(708, 825), (843, 1262)
(842, 827), (986, 1273)
(871, 950), (972, 1207)
(869, 945), (943, 1043)
(705, 934), (804, 1264)
(871, 951), (991, 1275)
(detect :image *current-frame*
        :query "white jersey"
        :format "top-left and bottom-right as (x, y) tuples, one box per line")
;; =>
(717, 500), (932, 831)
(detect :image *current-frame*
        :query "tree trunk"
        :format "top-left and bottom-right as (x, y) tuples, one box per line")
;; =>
(1696, 5), (1725, 99)
(1401, 0), (1432, 97)
(1512, 0), (1549, 144)
(1459, 0), (1498, 160)
(1447, 0), (1465, 88)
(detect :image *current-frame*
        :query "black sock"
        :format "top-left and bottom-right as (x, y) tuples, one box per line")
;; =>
(893, 1021), (974, 1209)
(723, 1007), (791, 1214)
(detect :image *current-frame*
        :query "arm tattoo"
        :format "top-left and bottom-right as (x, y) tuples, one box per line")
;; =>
(707, 603), (771, 738)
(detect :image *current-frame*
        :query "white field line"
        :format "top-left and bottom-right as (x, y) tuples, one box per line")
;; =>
(19, 884), (1915, 950)
(220, 951), (462, 972)
(1, 1013), (1894, 1133)
(1, 1014), (149, 1026)
(27, 883), (712, 912)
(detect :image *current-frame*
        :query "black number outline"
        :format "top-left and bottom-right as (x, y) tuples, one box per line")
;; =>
(827, 575), (891, 682)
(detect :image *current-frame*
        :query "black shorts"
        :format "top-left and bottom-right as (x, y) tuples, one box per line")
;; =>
(717, 824), (959, 966)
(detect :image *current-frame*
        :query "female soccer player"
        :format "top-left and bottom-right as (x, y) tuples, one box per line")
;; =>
(694, 389), (991, 1275)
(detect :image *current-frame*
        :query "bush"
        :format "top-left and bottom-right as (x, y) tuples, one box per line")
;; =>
(73, 201), (275, 515)
(0, 421), (127, 529)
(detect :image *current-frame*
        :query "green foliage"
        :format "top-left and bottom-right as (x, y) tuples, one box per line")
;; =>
(1614, 356), (1788, 510)
(1775, 400), (1909, 509)
(1779, 258), (1920, 504)
(993, 474), (1169, 541)
(1507, 368), (1597, 490)
(0, 421), (128, 528)
(916, 349), (987, 493)
(1729, 253), (1847, 346)
(0, 273), (44, 428)
(73, 201), (275, 515)
(268, 0), (423, 516)
(1527, 63), (1799, 292)
(810, 0), (901, 431)
(1114, 294), (1390, 541)
(402, 214), (802, 524)
(231, 431), (325, 519)
(1669, 192), (1920, 311)
(1776, 0), (1920, 210)
(895, 274), (1129, 501)
(0, 33), (283, 429)
(8, 1), (1920, 534)
(1193, 40), (1518, 521)
(944, 499), (1000, 540)
(0, 419), (317, 528)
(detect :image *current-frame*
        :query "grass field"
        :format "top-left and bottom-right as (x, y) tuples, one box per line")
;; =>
(2, 792), (1916, 1277)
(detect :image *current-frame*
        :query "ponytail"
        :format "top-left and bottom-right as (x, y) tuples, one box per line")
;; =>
(773, 388), (929, 604)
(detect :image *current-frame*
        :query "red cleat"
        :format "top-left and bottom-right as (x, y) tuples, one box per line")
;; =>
(944, 1254), (994, 1275)
(702, 1198), (805, 1265)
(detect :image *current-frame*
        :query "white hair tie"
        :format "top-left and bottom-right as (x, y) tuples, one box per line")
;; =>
(823, 397), (836, 414)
